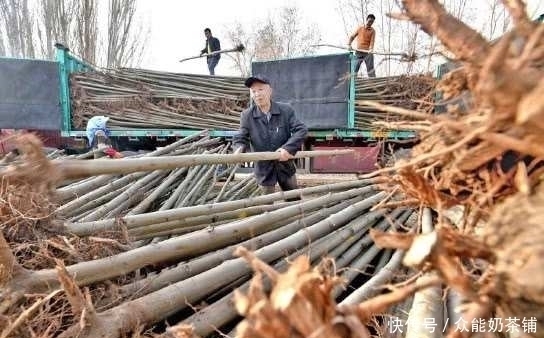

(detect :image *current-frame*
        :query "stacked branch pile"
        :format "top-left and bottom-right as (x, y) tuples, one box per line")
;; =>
(0, 133), (418, 338)
(70, 69), (249, 130)
(70, 68), (435, 132)
(354, 75), (436, 130)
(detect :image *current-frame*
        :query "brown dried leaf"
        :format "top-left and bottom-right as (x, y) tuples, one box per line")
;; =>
(455, 142), (505, 172)
(395, 168), (459, 208)
(167, 324), (201, 338)
(514, 161), (531, 195)
(517, 77), (544, 131)
(370, 229), (415, 250)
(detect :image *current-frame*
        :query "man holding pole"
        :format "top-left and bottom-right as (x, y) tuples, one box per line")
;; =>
(348, 14), (376, 77)
(233, 75), (308, 196)
(200, 28), (221, 75)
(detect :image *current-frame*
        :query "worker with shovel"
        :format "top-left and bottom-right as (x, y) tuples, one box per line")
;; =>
(233, 75), (308, 199)
(348, 14), (377, 77)
(200, 28), (221, 75)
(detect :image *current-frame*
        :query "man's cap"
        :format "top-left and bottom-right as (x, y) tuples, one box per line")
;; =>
(244, 75), (270, 88)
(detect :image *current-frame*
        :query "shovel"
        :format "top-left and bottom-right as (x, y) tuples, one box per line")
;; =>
(179, 44), (245, 63)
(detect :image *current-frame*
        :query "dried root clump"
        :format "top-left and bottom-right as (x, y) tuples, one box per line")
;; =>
(0, 134), (61, 244)
(231, 246), (443, 338)
(14, 234), (130, 270)
(366, 1), (544, 337)
(378, 4), (544, 223)
(233, 246), (352, 338)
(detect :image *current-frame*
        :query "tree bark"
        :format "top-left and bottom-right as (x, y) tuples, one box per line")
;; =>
(71, 192), (387, 338)
(44, 150), (355, 180)
(65, 180), (376, 236)
(400, 0), (490, 64)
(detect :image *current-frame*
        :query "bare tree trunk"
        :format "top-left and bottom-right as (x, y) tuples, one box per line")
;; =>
(0, 0), (34, 57)
(405, 208), (444, 338)
(38, 149), (355, 181)
(75, 0), (98, 64)
(400, 0), (489, 64)
(20, 0), (34, 58)
(37, 0), (77, 59)
(106, 0), (145, 68)
(0, 28), (6, 55)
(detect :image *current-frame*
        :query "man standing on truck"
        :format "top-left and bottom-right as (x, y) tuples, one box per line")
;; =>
(200, 28), (221, 76)
(233, 75), (308, 198)
(348, 14), (376, 78)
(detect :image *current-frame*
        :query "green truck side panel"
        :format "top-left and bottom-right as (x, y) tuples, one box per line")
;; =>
(62, 128), (415, 140)
(56, 46), (93, 134)
(348, 52), (356, 128)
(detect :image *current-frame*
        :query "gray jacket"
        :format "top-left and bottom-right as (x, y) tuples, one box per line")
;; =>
(233, 101), (308, 186)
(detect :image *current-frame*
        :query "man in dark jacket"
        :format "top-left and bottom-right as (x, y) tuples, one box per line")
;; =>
(233, 75), (308, 196)
(200, 28), (221, 75)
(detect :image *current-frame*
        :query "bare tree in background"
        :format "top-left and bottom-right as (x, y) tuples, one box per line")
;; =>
(336, 0), (374, 37)
(106, 0), (148, 68)
(36, 0), (77, 59)
(0, 0), (35, 58)
(0, 0), (147, 69)
(278, 6), (321, 58)
(225, 4), (321, 76)
(225, 23), (253, 77)
(75, 0), (98, 64)
(0, 30), (5, 55)
(254, 17), (283, 60)
(378, 0), (393, 75)
(485, 0), (510, 40)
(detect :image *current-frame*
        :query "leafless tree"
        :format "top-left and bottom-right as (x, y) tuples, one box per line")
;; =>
(254, 17), (283, 60)
(0, 29), (5, 55)
(1, 0), (147, 68)
(484, 0), (510, 40)
(225, 4), (321, 76)
(336, 0), (376, 36)
(36, 0), (78, 59)
(224, 23), (254, 77)
(75, 0), (98, 64)
(0, 0), (35, 58)
(278, 6), (321, 57)
(105, 0), (148, 68)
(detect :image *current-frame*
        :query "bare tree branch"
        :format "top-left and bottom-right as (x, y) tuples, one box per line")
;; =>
(1, 0), (146, 67)
(501, 0), (533, 32)
(0, 0), (35, 57)
(400, 0), (490, 65)
(75, 0), (98, 64)
(225, 4), (321, 76)
(36, 0), (77, 59)
(106, 0), (147, 68)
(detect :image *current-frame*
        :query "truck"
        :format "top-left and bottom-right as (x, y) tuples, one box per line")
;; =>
(1, 44), (426, 173)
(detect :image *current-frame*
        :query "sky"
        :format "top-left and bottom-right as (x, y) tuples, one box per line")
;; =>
(137, 0), (352, 75)
(136, 0), (544, 77)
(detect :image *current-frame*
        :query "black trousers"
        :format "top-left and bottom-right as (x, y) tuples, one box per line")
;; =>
(354, 51), (376, 77)
(261, 175), (300, 201)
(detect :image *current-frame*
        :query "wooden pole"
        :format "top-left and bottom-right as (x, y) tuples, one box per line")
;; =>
(50, 149), (355, 179)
